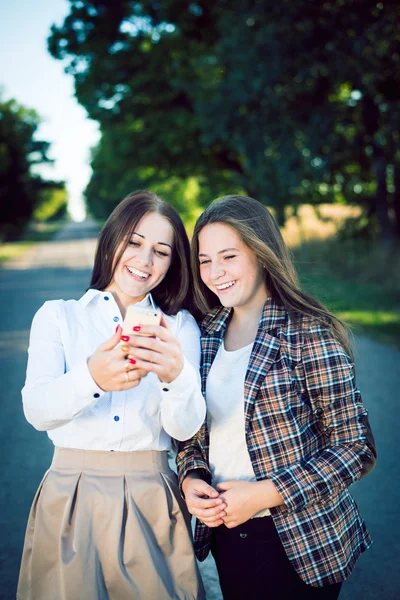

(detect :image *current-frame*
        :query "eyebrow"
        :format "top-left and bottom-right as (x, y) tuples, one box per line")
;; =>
(198, 247), (239, 257)
(132, 231), (172, 249)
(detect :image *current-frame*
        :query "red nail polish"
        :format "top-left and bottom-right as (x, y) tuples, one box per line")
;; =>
(115, 325), (120, 332)
(133, 326), (141, 332)
(121, 335), (130, 342)
(128, 358), (136, 364)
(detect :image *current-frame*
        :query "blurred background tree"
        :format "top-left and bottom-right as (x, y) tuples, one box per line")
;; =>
(48, 0), (400, 238)
(0, 93), (68, 240)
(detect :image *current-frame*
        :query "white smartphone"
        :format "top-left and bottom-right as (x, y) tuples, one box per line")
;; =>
(122, 305), (161, 338)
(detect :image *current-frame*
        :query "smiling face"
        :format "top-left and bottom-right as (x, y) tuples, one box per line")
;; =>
(106, 211), (174, 309)
(198, 222), (268, 313)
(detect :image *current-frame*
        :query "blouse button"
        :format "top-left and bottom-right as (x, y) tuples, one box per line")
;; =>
(314, 407), (323, 418)
(104, 296), (109, 301)
(114, 415), (120, 422)
(93, 393), (100, 398)
(162, 387), (169, 392)
(113, 316), (119, 322)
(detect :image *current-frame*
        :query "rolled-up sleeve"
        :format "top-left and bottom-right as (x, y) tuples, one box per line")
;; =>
(22, 301), (104, 431)
(159, 311), (206, 441)
(269, 322), (377, 512)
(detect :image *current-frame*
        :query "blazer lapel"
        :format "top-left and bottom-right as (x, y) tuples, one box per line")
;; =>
(243, 298), (287, 430)
(244, 330), (281, 430)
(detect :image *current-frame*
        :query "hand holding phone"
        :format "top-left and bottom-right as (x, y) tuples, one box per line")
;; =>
(123, 311), (184, 383)
(122, 305), (162, 338)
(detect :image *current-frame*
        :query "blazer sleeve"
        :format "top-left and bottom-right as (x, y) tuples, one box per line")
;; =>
(176, 428), (212, 495)
(269, 322), (377, 513)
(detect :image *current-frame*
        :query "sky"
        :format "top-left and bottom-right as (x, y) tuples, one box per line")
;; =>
(0, 0), (100, 221)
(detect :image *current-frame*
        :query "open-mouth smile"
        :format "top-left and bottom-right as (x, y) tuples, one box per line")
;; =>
(126, 266), (150, 280)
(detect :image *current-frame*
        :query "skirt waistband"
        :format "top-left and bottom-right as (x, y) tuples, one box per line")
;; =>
(51, 447), (171, 474)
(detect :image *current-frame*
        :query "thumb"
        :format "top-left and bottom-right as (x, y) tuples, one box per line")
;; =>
(195, 479), (220, 498)
(159, 312), (170, 330)
(99, 325), (122, 351)
(216, 480), (233, 492)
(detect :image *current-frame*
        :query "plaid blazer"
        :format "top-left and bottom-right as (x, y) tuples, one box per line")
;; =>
(177, 297), (376, 587)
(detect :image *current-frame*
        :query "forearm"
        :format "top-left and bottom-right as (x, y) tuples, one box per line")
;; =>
(159, 358), (206, 441)
(22, 360), (104, 431)
(254, 479), (285, 510)
(269, 437), (375, 513)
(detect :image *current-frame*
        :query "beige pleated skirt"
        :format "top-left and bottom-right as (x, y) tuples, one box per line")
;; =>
(17, 448), (205, 600)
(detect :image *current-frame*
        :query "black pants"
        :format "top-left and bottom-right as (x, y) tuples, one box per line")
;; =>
(211, 517), (342, 600)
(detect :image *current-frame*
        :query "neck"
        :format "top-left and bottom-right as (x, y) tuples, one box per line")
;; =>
(104, 286), (147, 318)
(224, 293), (270, 350)
(230, 291), (269, 327)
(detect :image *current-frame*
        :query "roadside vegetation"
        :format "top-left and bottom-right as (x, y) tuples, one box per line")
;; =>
(281, 206), (400, 348)
(0, 222), (65, 265)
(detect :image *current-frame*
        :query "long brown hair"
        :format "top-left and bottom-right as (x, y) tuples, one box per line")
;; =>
(191, 195), (351, 355)
(90, 190), (193, 315)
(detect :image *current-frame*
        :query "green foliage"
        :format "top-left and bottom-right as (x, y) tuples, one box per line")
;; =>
(33, 184), (68, 221)
(293, 237), (400, 346)
(48, 0), (400, 235)
(0, 93), (60, 239)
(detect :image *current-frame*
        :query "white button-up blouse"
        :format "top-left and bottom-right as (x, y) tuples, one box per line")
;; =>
(22, 289), (206, 451)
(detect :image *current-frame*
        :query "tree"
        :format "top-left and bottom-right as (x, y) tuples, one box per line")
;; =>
(0, 93), (61, 239)
(48, 0), (400, 235)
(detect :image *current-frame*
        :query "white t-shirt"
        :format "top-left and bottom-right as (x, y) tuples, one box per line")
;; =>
(22, 289), (205, 451)
(207, 340), (270, 518)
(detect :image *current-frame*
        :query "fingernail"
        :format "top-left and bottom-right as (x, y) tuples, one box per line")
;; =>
(133, 326), (141, 331)
(121, 335), (130, 342)
(128, 358), (136, 364)
(115, 325), (120, 332)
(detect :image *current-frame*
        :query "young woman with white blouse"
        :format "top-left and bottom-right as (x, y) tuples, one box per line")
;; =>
(18, 191), (206, 600)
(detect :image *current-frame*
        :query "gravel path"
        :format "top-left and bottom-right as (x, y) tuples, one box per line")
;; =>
(0, 221), (398, 599)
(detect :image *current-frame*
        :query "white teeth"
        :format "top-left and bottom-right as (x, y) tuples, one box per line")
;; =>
(216, 281), (236, 290)
(126, 266), (150, 279)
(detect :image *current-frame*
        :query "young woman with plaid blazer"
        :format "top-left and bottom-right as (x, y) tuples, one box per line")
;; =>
(177, 195), (376, 599)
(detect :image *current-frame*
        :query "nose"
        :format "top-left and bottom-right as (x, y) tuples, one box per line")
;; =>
(210, 260), (225, 281)
(135, 246), (153, 267)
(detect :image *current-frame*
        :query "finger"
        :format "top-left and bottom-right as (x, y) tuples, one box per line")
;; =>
(201, 511), (227, 523)
(159, 313), (171, 330)
(99, 325), (122, 351)
(128, 335), (165, 352)
(193, 480), (220, 499)
(188, 493), (224, 508)
(199, 518), (225, 528)
(125, 367), (147, 379)
(216, 480), (234, 492)
(128, 346), (166, 365)
(192, 505), (227, 519)
(135, 322), (174, 342)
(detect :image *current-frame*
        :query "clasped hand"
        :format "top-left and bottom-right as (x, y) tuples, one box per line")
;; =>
(182, 475), (283, 529)
(88, 314), (184, 392)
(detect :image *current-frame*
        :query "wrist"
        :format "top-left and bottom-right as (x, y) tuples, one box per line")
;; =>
(256, 479), (284, 509)
(182, 470), (203, 494)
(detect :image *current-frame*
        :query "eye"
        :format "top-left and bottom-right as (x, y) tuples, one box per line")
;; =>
(128, 240), (140, 247)
(199, 259), (210, 265)
(224, 254), (236, 260)
(155, 249), (170, 258)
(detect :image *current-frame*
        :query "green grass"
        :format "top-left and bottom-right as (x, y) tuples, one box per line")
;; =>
(0, 221), (65, 266)
(293, 239), (400, 348)
(0, 241), (35, 265)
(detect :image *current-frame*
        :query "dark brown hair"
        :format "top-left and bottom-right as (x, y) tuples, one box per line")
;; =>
(90, 190), (193, 315)
(191, 195), (351, 355)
